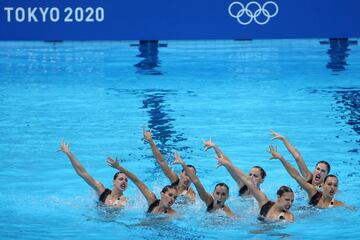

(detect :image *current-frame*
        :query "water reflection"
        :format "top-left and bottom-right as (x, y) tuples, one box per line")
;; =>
(141, 90), (189, 155)
(310, 88), (360, 145)
(104, 88), (190, 163)
(132, 40), (167, 75)
(332, 89), (360, 138)
(320, 38), (357, 73)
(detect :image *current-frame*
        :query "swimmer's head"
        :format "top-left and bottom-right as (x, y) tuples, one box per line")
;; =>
(160, 185), (177, 208)
(212, 183), (229, 207)
(249, 166), (266, 186)
(179, 165), (196, 188)
(323, 174), (338, 199)
(312, 161), (330, 185)
(276, 186), (294, 211)
(113, 172), (128, 192)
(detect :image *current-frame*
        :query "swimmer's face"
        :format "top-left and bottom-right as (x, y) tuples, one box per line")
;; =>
(212, 186), (229, 206)
(323, 176), (338, 198)
(160, 188), (177, 208)
(312, 163), (329, 185)
(180, 167), (195, 188)
(276, 192), (294, 211)
(113, 173), (128, 191)
(249, 167), (264, 187)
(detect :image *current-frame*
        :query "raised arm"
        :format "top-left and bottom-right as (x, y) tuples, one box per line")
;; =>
(143, 129), (179, 184)
(107, 157), (157, 206)
(58, 139), (105, 195)
(204, 139), (246, 189)
(216, 155), (269, 208)
(172, 152), (213, 206)
(271, 130), (312, 179)
(203, 138), (226, 158)
(268, 145), (317, 199)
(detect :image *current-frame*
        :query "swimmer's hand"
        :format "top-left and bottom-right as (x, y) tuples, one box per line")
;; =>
(172, 151), (185, 166)
(58, 139), (71, 154)
(203, 138), (215, 151)
(268, 145), (282, 160)
(270, 130), (285, 141)
(107, 157), (121, 169)
(215, 155), (230, 168)
(143, 128), (153, 141)
(345, 204), (357, 211)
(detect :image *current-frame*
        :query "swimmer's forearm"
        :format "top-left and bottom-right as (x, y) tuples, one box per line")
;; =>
(148, 139), (167, 162)
(281, 138), (311, 177)
(213, 145), (225, 158)
(222, 162), (244, 187)
(278, 156), (302, 180)
(113, 165), (140, 183)
(223, 162), (246, 182)
(65, 151), (88, 176)
(224, 162), (266, 204)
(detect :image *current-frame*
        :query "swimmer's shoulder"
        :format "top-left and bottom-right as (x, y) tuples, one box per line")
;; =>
(285, 211), (294, 222)
(185, 187), (196, 202)
(167, 208), (176, 215)
(333, 200), (345, 207)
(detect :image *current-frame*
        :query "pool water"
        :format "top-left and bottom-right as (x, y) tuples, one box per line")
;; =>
(0, 39), (359, 239)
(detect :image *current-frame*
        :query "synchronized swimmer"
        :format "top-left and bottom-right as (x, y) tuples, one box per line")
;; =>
(143, 129), (196, 203)
(204, 139), (266, 197)
(59, 140), (128, 208)
(58, 129), (347, 221)
(173, 152), (235, 217)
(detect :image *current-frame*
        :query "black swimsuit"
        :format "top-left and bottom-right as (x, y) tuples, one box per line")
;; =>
(99, 188), (112, 203)
(147, 199), (169, 213)
(171, 178), (180, 187)
(206, 198), (224, 212)
(171, 178), (190, 192)
(260, 201), (275, 218)
(259, 201), (286, 221)
(309, 191), (322, 206)
(239, 185), (248, 196)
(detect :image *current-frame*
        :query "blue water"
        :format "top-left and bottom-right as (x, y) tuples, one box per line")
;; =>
(0, 39), (359, 239)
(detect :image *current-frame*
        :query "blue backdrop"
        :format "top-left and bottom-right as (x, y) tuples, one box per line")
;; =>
(0, 0), (359, 40)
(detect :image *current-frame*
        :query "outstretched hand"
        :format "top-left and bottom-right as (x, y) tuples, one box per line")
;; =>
(270, 130), (285, 141)
(58, 139), (71, 154)
(107, 157), (121, 169)
(143, 128), (153, 141)
(203, 138), (215, 151)
(267, 145), (282, 160)
(172, 151), (185, 166)
(215, 155), (230, 168)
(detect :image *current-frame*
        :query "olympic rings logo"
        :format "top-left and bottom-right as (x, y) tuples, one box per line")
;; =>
(228, 1), (279, 25)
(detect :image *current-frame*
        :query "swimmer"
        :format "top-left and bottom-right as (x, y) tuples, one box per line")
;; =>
(107, 157), (177, 214)
(215, 155), (294, 221)
(58, 140), (127, 208)
(203, 138), (266, 197)
(143, 128), (196, 202)
(268, 145), (344, 208)
(271, 130), (330, 190)
(172, 152), (235, 217)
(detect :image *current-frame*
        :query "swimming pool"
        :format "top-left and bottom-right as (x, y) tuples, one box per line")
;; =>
(0, 39), (359, 239)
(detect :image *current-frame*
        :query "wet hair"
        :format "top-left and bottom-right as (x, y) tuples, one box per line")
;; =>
(252, 166), (267, 179)
(276, 186), (293, 197)
(324, 174), (338, 183)
(113, 171), (126, 180)
(214, 183), (230, 194)
(161, 185), (176, 193)
(181, 164), (197, 174)
(316, 161), (331, 173)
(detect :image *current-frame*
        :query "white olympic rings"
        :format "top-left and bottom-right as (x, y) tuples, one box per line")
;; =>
(228, 1), (279, 25)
